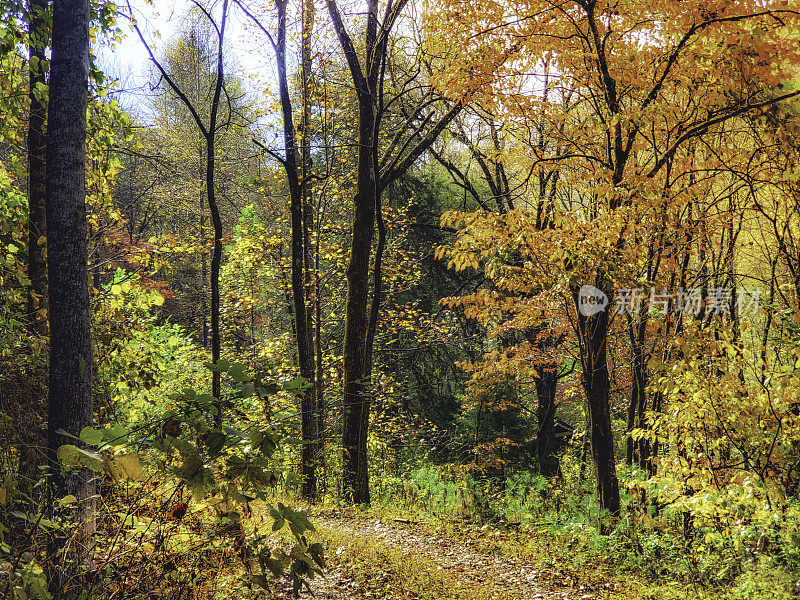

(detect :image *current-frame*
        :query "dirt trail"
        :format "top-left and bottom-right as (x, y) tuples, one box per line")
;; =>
(273, 513), (594, 600)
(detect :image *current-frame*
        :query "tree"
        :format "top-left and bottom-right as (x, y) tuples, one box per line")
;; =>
(431, 103), (573, 476)
(433, 0), (800, 530)
(129, 0), (229, 402)
(324, 0), (472, 503)
(235, 0), (322, 501)
(46, 0), (94, 580)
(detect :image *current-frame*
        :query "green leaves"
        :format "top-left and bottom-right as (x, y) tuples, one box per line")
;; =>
(79, 425), (103, 446)
(267, 502), (317, 538)
(249, 427), (279, 457)
(204, 358), (231, 373)
(255, 504), (324, 597)
(173, 453), (203, 479)
(114, 453), (146, 482)
(282, 376), (309, 393)
(56, 444), (104, 473)
(204, 360), (252, 383)
(185, 467), (216, 500)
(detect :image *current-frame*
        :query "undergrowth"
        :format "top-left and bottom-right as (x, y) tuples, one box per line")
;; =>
(306, 461), (800, 600)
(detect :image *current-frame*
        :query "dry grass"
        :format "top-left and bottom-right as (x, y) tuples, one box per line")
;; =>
(317, 522), (515, 600)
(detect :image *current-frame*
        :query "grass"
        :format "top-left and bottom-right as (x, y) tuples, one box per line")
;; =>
(243, 498), (512, 599)
(245, 494), (799, 600)
(317, 522), (515, 600)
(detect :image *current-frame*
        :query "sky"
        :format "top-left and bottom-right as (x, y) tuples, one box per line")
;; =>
(98, 0), (279, 122)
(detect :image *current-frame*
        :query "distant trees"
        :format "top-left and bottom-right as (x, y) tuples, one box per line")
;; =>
(130, 0), (231, 401)
(25, 0), (47, 336)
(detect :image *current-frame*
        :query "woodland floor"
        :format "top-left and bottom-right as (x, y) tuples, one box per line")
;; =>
(271, 513), (611, 600)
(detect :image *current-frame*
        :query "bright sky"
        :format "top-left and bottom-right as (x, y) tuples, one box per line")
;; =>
(98, 0), (279, 121)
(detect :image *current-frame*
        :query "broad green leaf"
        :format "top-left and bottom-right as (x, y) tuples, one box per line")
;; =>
(56, 445), (104, 473)
(228, 363), (249, 382)
(79, 426), (103, 447)
(174, 453), (203, 479)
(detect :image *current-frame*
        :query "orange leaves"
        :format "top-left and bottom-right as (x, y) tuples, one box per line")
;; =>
(428, 0), (800, 201)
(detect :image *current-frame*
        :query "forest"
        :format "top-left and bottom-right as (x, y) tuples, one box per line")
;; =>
(3, 0), (800, 598)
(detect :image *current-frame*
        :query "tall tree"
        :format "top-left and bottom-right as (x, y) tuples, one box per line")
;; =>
(46, 0), (94, 580)
(234, 0), (321, 501)
(431, 102), (571, 476)
(325, 0), (469, 503)
(129, 0), (229, 402)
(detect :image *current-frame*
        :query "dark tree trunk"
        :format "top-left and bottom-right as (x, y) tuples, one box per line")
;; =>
(626, 312), (648, 468)
(239, 0), (322, 500)
(205, 2), (228, 406)
(269, 0), (319, 500)
(207, 130), (222, 404)
(301, 0), (323, 499)
(46, 0), (94, 580)
(341, 96), (378, 504)
(324, 0), (463, 504)
(535, 363), (560, 477)
(200, 148), (208, 349)
(26, 0), (48, 335)
(574, 283), (620, 533)
(324, 0), (381, 506)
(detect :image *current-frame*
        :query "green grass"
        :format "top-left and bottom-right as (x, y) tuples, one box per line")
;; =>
(251, 491), (800, 600)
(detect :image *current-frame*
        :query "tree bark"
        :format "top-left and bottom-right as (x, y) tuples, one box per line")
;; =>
(300, 0), (322, 499)
(341, 96), (378, 504)
(206, 2), (228, 405)
(535, 362), (560, 477)
(46, 0), (94, 582)
(625, 311), (648, 468)
(324, 0), (380, 505)
(574, 282), (620, 533)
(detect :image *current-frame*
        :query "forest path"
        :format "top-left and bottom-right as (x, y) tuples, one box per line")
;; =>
(273, 512), (599, 600)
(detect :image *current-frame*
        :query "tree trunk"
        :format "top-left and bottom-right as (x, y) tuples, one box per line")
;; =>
(26, 0), (48, 335)
(574, 283), (620, 533)
(341, 96), (377, 504)
(626, 312), (648, 468)
(205, 1), (227, 405)
(535, 362), (560, 477)
(271, 0), (319, 500)
(46, 0), (94, 583)
(207, 132), (222, 403)
(300, 0), (320, 501)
